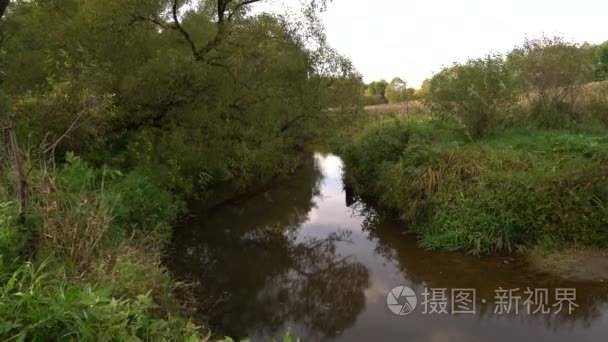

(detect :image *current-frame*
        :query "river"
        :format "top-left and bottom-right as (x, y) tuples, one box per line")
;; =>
(168, 153), (608, 341)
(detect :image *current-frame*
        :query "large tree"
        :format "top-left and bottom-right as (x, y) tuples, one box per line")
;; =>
(0, 0), (357, 204)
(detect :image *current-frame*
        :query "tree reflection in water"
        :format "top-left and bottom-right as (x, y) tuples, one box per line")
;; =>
(168, 156), (369, 340)
(170, 154), (608, 341)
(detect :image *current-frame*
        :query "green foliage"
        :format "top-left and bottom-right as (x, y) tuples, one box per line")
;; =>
(593, 41), (608, 81)
(535, 235), (561, 256)
(28, 154), (180, 271)
(0, 157), (201, 339)
(425, 37), (608, 134)
(109, 169), (182, 243)
(341, 120), (410, 194)
(362, 94), (388, 106)
(426, 55), (520, 138)
(420, 140), (608, 254)
(0, 261), (200, 341)
(414, 79), (431, 100)
(508, 37), (596, 127)
(217, 330), (298, 342)
(92, 244), (178, 311)
(363, 80), (390, 105)
(0, 200), (25, 269)
(341, 117), (608, 255)
(365, 79), (389, 98)
(2, 0), (359, 210)
(0, 0), (356, 339)
(385, 77), (413, 103)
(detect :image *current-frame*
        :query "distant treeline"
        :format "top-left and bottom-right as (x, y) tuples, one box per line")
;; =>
(420, 37), (608, 138)
(363, 78), (417, 106)
(362, 38), (608, 112)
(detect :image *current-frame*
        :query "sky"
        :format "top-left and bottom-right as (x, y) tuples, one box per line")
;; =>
(315, 0), (608, 88)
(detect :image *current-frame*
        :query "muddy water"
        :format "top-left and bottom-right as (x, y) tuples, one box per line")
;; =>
(168, 154), (608, 341)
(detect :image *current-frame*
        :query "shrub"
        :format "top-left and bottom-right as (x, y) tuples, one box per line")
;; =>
(426, 55), (519, 138)
(341, 120), (409, 194)
(33, 154), (181, 268)
(508, 37), (596, 127)
(109, 169), (182, 244)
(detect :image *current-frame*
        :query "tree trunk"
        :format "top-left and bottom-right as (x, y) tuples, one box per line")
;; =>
(7, 113), (27, 223)
(0, 0), (9, 20)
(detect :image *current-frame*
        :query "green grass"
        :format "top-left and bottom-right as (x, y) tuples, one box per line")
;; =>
(0, 155), (206, 341)
(0, 260), (200, 341)
(341, 116), (608, 255)
(0, 201), (25, 270)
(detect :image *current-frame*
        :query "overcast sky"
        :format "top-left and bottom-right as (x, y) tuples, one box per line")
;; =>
(316, 0), (607, 88)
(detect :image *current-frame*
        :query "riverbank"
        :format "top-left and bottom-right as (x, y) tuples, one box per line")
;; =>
(167, 152), (608, 341)
(0, 156), (203, 339)
(336, 114), (608, 277)
(0, 148), (316, 339)
(529, 248), (608, 282)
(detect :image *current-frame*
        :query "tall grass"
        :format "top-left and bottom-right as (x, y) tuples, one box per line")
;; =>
(0, 153), (203, 340)
(37, 173), (113, 271)
(341, 116), (608, 255)
(0, 260), (201, 341)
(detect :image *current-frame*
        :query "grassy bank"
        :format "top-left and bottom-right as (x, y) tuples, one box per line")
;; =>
(0, 155), (204, 340)
(0, 149), (316, 340)
(339, 115), (608, 255)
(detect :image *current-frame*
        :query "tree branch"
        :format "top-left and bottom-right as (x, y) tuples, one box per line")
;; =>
(129, 15), (170, 29)
(130, 0), (270, 62)
(228, 0), (264, 21)
(171, 0), (201, 60)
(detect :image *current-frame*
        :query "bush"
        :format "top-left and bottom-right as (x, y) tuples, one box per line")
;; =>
(34, 154), (181, 263)
(426, 55), (519, 138)
(109, 169), (182, 244)
(581, 81), (608, 127)
(24, 154), (189, 319)
(424, 37), (608, 132)
(341, 120), (410, 194)
(508, 37), (596, 128)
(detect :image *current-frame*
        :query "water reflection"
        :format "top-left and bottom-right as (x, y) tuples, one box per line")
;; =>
(169, 154), (608, 341)
(169, 156), (369, 340)
(355, 202), (608, 335)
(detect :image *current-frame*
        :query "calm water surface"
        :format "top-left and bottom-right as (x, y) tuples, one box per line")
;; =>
(169, 154), (608, 341)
